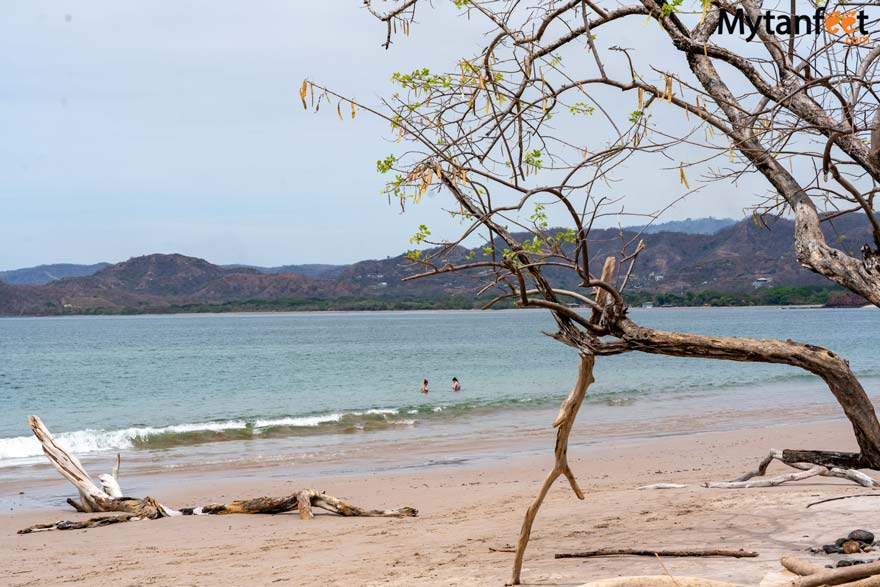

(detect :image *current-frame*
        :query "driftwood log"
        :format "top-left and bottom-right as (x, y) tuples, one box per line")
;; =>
(555, 548), (759, 559)
(705, 449), (879, 489)
(19, 416), (416, 534)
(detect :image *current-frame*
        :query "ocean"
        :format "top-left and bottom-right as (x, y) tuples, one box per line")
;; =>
(1, 306), (878, 502)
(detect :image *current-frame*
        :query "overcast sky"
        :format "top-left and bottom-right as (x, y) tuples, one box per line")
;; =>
(1, 1), (764, 270)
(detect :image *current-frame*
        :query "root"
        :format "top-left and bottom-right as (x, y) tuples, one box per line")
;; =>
(705, 449), (879, 489)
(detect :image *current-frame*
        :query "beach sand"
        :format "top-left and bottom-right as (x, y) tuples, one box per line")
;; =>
(2, 418), (876, 586)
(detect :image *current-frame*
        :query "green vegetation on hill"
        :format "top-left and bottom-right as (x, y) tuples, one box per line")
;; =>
(43, 286), (854, 317)
(624, 285), (842, 308)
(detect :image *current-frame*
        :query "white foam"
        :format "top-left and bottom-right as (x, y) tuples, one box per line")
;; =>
(253, 414), (343, 428)
(0, 408), (406, 464)
(0, 419), (248, 461)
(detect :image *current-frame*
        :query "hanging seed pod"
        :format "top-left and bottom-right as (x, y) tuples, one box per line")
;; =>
(679, 163), (690, 189)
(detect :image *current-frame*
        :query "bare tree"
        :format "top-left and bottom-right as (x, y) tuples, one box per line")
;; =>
(308, 1), (880, 583)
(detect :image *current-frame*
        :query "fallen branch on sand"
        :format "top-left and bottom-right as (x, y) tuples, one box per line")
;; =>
(704, 449), (879, 489)
(806, 494), (880, 508)
(554, 548), (759, 559)
(19, 415), (417, 534)
(575, 578), (748, 587)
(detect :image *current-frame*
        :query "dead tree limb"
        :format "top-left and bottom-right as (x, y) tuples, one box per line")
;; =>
(22, 416), (417, 534)
(705, 450), (879, 489)
(575, 578), (749, 587)
(555, 548), (759, 559)
(806, 494), (880, 509)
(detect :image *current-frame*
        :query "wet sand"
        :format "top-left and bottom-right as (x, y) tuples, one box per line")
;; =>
(2, 417), (877, 586)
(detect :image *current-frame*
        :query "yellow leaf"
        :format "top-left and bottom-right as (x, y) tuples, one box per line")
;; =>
(351, 101), (356, 119)
(299, 80), (308, 110)
(397, 128), (403, 143)
(679, 163), (690, 189)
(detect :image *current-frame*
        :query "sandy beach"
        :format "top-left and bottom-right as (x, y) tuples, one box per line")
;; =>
(3, 417), (877, 587)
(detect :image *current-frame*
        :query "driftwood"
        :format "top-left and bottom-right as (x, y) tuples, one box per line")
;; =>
(705, 449), (879, 489)
(575, 578), (748, 587)
(555, 548), (759, 559)
(806, 494), (880, 508)
(21, 416), (417, 534)
(780, 558), (880, 587)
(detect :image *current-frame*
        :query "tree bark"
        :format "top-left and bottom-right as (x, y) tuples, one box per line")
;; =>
(611, 319), (880, 468)
(508, 352), (595, 585)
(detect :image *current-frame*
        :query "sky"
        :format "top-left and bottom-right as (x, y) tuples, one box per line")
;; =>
(0, 1), (767, 270)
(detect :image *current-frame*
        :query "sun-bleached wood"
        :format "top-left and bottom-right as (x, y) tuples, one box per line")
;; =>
(21, 416), (417, 534)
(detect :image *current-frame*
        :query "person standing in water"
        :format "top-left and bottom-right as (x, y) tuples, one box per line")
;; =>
(421, 379), (429, 394)
(452, 377), (461, 392)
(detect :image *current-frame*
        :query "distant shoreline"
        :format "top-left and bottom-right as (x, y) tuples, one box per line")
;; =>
(0, 302), (858, 319)
(3, 302), (871, 319)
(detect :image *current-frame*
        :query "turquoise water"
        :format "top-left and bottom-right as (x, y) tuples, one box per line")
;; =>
(1, 307), (879, 469)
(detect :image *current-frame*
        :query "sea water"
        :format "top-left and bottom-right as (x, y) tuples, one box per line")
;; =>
(1, 307), (878, 477)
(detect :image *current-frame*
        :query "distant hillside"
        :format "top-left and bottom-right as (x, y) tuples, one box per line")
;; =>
(223, 263), (349, 279)
(1, 214), (877, 316)
(625, 217), (736, 235)
(0, 263), (111, 285)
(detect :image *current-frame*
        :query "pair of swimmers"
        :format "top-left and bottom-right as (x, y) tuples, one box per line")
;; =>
(421, 377), (460, 393)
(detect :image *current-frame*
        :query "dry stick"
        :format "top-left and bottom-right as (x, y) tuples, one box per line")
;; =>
(575, 578), (748, 587)
(507, 257), (615, 586)
(18, 514), (139, 534)
(555, 548), (759, 559)
(806, 494), (880, 508)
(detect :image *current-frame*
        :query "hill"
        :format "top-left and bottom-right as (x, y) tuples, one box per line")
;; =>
(625, 217), (736, 235)
(0, 263), (112, 285)
(0, 214), (877, 316)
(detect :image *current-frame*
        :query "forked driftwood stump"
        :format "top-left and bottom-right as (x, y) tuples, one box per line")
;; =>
(19, 416), (416, 534)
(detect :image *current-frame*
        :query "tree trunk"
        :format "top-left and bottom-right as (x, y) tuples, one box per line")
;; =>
(508, 352), (595, 585)
(611, 319), (880, 468)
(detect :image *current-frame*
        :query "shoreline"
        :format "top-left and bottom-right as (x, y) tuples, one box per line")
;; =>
(0, 303), (851, 320)
(3, 417), (875, 586)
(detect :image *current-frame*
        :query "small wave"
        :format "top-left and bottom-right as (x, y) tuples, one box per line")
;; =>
(0, 409), (412, 462)
(0, 419), (249, 461)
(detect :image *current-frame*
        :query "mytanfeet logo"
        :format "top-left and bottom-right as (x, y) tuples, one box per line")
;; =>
(716, 4), (873, 46)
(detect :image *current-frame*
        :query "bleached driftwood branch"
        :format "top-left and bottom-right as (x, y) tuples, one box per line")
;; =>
(704, 449), (879, 489)
(19, 416), (417, 534)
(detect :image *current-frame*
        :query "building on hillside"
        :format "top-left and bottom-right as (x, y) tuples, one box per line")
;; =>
(752, 277), (772, 288)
